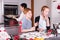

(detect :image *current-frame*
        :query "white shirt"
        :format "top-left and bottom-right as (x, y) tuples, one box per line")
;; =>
(39, 15), (46, 30)
(16, 12), (25, 21)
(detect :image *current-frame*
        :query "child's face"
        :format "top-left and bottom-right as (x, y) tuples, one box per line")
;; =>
(26, 11), (32, 19)
(42, 8), (49, 16)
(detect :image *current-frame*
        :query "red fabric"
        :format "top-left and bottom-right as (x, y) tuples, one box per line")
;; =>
(6, 38), (9, 40)
(29, 38), (34, 40)
(13, 35), (19, 40)
(19, 21), (22, 24)
(23, 38), (27, 40)
(48, 29), (52, 33)
(9, 19), (18, 27)
(0, 30), (1, 32)
(57, 5), (60, 10)
(9, 20), (15, 26)
(47, 29), (52, 36)
(13, 21), (22, 40)
(4, 30), (6, 32)
(18, 21), (22, 34)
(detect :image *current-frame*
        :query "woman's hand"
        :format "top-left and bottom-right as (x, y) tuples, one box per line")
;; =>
(38, 28), (44, 32)
(12, 16), (16, 19)
(45, 16), (50, 26)
(45, 16), (49, 21)
(30, 27), (35, 31)
(34, 22), (38, 27)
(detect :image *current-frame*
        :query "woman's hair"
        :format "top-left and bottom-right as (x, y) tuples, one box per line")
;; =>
(41, 6), (49, 11)
(23, 8), (32, 14)
(20, 3), (27, 9)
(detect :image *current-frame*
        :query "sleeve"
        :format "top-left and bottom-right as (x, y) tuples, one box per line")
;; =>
(16, 13), (24, 21)
(35, 16), (40, 31)
(46, 17), (50, 30)
(48, 17), (50, 24)
(35, 16), (40, 23)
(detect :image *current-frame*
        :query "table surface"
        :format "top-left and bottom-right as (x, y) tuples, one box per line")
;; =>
(20, 35), (60, 40)
(20, 32), (60, 40)
(45, 33), (60, 40)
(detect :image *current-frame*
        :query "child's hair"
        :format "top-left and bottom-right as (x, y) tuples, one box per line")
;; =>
(23, 8), (32, 14)
(20, 3), (27, 9)
(41, 6), (49, 11)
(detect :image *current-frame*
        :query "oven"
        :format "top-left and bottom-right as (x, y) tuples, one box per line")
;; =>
(4, 4), (18, 27)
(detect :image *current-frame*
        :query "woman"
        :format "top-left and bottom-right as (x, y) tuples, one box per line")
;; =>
(13, 3), (27, 21)
(21, 8), (35, 32)
(35, 6), (50, 32)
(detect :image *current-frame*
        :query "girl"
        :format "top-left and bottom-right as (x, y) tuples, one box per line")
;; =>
(35, 6), (50, 32)
(21, 8), (35, 32)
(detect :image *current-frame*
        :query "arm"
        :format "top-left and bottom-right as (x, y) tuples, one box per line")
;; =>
(45, 16), (50, 26)
(35, 16), (40, 31)
(13, 13), (24, 21)
(12, 16), (21, 21)
(21, 29), (32, 32)
(22, 27), (35, 32)
(37, 27), (44, 32)
(46, 18), (50, 26)
(45, 16), (50, 30)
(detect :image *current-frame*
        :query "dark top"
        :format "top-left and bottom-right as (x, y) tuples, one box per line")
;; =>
(35, 16), (50, 31)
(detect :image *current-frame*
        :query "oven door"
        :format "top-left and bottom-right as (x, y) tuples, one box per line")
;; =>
(4, 4), (18, 27)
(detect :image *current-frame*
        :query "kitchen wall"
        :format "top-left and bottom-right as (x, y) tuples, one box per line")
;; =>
(34, 0), (60, 28)
(18, 0), (31, 15)
(34, 0), (48, 20)
(51, 0), (60, 28)
(19, 0), (31, 8)
(4, 0), (31, 16)
(34, 0), (48, 23)
(0, 0), (4, 23)
(4, 0), (19, 5)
